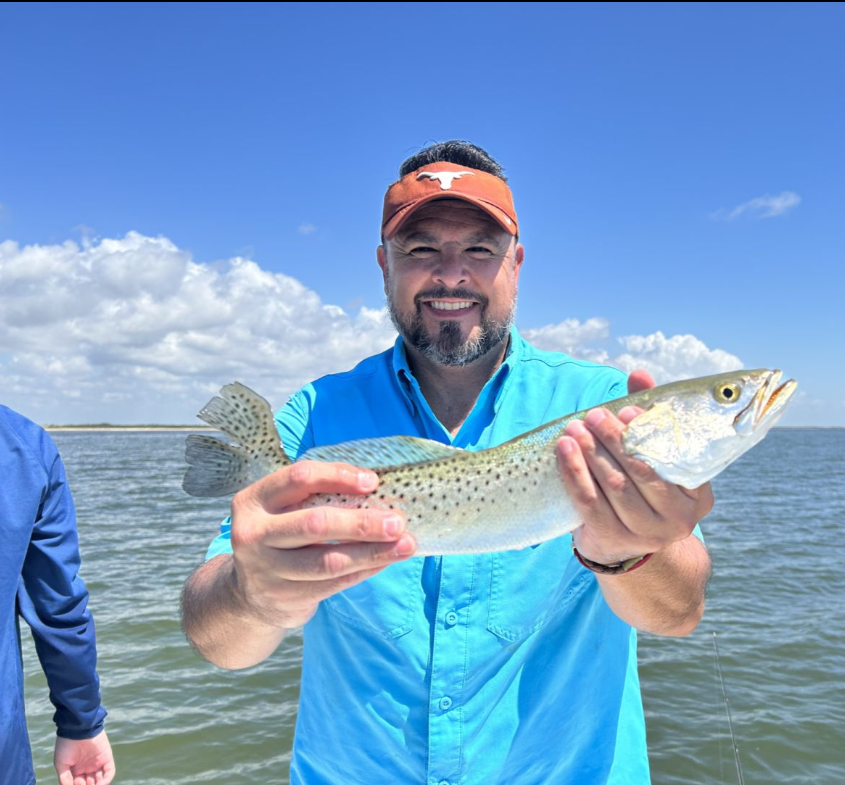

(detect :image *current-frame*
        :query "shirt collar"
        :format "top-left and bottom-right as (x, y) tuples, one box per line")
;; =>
(391, 324), (522, 415)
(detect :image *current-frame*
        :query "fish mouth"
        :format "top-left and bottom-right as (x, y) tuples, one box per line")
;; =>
(735, 370), (798, 435)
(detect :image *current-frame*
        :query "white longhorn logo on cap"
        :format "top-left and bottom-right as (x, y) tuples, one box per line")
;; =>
(417, 171), (475, 190)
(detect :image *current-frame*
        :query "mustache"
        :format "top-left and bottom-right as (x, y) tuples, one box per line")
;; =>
(414, 287), (488, 308)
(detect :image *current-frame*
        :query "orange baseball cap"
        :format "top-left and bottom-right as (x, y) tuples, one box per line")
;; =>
(382, 162), (519, 240)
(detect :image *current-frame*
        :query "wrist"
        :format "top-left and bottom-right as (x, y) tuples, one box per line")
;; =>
(226, 558), (275, 629)
(572, 544), (654, 575)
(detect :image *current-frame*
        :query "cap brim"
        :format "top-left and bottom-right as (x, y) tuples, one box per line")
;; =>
(383, 194), (517, 240)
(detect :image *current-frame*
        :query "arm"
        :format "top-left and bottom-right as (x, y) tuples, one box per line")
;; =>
(557, 371), (712, 636)
(17, 434), (115, 783)
(181, 461), (417, 669)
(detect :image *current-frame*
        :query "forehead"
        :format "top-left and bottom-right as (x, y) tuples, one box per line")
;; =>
(395, 199), (507, 242)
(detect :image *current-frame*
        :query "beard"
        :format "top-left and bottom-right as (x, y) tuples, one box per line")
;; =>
(386, 284), (516, 367)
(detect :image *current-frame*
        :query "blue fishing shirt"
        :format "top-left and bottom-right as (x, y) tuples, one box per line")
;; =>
(207, 326), (657, 784)
(0, 407), (107, 785)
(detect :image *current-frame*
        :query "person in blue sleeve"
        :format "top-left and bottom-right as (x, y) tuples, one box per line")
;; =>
(182, 140), (712, 784)
(1, 406), (115, 785)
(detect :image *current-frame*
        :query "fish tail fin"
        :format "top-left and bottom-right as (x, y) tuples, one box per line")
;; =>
(182, 382), (291, 497)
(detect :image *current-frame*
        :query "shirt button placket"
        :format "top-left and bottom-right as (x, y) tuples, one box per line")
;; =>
(428, 561), (471, 785)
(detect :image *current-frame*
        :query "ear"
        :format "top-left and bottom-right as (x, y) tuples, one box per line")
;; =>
(377, 244), (389, 294)
(513, 242), (525, 285)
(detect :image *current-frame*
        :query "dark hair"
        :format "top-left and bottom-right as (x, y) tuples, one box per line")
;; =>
(398, 140), (508, 182)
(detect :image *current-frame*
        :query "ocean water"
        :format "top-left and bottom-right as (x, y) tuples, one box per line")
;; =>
(21, 429), (845, 784)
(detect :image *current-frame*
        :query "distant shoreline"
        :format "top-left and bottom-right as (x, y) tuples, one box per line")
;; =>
(46, 425), (216, 432)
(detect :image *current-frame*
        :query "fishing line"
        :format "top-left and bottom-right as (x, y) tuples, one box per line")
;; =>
(712, 631), (745, 785)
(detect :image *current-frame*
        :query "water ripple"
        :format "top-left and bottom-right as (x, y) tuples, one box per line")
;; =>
(20, 429), (845, 783)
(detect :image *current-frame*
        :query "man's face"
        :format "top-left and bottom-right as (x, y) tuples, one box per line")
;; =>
(377, 200), (524, 367)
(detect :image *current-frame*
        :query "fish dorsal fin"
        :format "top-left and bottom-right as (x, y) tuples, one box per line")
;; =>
(299, 435), (461, 469)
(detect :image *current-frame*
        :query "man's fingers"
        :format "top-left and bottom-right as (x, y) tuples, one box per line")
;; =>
(557, 435), (616, 523)
(581, 408), (703, 538)
(617, 405), (643, 425)
(564, 417), (658, 524)
(301, 565), (394, 604)
(275, 536), (416, 582)
(261, 506), (406, 549)
(242, 460), (380, 515)
(253, 559), (408, 616)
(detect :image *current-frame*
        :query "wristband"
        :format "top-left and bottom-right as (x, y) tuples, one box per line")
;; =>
(572, 546), (654, 575)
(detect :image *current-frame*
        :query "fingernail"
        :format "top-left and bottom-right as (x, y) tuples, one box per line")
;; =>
(618, 406), (640, 420)
(358, 471), (379, 491)
(394, 534), (415, 556)
(566, 420), (587, 437)
(383, 515), (403, 536)
(585, 409), (607, 427)
(559, 437), (575, 455)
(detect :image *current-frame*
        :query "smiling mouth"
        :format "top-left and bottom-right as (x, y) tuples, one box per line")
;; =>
(426, 300), (477, 312)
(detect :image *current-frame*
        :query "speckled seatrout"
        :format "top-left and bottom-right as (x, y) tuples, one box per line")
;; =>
(183, 369), (796, 556)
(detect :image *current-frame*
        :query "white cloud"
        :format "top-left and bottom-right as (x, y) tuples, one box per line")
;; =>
(0, 232), (396, 423)
(712, 191), (801, 221)
(298, 224), (317, 235)
(0, 232), (746, 424)
(522, 318), (611, 363)
(609, 331), (742, 383)
(522, 319), (742, 384)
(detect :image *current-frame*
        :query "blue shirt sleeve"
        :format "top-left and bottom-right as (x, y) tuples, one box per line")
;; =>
(16, 428), (107, 740)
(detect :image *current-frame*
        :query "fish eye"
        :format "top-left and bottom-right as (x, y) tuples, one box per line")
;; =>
(713, 382), (742, 404)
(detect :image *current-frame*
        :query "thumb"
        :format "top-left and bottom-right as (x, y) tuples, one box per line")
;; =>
(627, 369), (656, 395)
(57, 770), (74, 785)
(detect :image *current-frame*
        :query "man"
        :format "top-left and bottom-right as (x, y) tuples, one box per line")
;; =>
(182, 141), (711, 783)
(1, 405), (115, 785)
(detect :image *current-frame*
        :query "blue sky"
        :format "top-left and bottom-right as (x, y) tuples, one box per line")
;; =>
(0, 2), (842, 425)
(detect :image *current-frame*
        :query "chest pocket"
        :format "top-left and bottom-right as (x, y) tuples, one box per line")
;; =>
(322, 558), (424, 639)
(487, 536), (594, 642)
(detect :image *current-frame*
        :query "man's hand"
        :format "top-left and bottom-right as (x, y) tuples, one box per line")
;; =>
(182, 461), (416, 668)
(229, 461), (416, 630)
(54, 730), (115, 785)
(557, 370), (713, 566)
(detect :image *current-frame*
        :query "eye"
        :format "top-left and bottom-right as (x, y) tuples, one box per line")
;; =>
(466, 246), (495, 256)
(713, 382), (742, 404)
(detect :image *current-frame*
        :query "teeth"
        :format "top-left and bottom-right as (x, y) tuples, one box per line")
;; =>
(430, 301), (473, 311)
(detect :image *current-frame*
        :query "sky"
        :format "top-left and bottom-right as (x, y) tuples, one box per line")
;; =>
(0, 2), (842, 425)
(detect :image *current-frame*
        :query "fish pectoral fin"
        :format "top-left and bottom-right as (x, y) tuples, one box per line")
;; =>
(621, 401), (682, 464)
(299, 435), (461, 469)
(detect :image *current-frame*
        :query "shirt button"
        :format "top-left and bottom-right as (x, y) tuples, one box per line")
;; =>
(439, 696), (452, 711)
(445, 611), (458, 626)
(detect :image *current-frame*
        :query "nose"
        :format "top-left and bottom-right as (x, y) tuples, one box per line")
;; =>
(431, 246), (468, 288)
